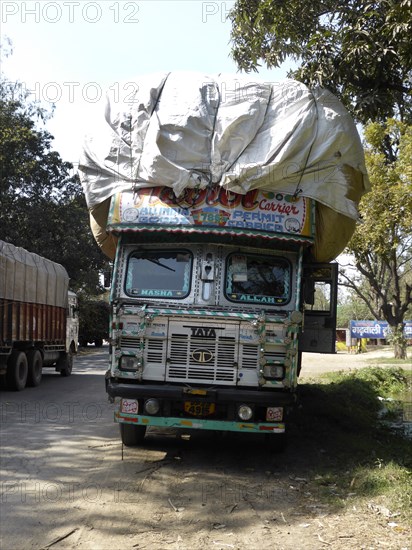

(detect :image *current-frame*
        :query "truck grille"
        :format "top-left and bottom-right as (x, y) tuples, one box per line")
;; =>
(166, 321), (238, 385)
(120, 319), (285, 386)
(120, 336), (140, 350)
(239, 344), (259, 369)
(145, 339), (165, 363)
(168, 333), (237, 383)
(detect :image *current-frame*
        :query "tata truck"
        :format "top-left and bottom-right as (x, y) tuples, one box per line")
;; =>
(0, 241), (79, 390)
(79, 73), (369, 445)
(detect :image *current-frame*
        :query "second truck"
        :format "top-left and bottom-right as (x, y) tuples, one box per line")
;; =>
(0, 241), (79, 391)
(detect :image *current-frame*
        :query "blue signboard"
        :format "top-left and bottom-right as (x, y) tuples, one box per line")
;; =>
(350, 320), (412, 339)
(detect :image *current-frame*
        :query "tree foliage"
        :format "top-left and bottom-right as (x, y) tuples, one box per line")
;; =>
(229, 0), (412, 124)
(229, 1), (412, 356)
(78, 297), (110, 347)
(0, 79), (107, 294)
(340, 120), (412, 357)
(337, 291), (373, 328)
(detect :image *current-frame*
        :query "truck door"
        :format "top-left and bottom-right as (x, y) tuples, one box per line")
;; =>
(299, 263), (338, 353)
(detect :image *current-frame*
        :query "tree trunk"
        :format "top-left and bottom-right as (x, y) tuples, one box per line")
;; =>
(391, 324), (408, 359)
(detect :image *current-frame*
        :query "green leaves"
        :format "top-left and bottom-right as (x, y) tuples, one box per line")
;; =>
(344, 120), (412, 357)
(229, 0), (412, 124)
(0, 78), (109, 294)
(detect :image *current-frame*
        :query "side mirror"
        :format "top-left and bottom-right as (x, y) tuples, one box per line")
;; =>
(303, 279), (315, 305)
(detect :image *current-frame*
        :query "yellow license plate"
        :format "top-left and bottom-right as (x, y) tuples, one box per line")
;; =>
(184, 401), (216, 417)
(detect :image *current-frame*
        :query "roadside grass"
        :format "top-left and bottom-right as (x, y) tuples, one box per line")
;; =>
(293, 366), (412, 521)
(366, 356), (411, 366)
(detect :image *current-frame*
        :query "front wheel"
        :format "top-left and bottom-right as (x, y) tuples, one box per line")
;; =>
(58, 350), (73, 377)
(120, 423), (146, 446)
(7, 351), (28, 391)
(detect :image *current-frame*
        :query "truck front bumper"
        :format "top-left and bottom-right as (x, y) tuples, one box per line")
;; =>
(107, 379), (296, 434)
(114, 412), (287, 433)
(106, 379), (296, 406)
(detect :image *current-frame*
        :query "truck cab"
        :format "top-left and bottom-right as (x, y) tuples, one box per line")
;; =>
(104, 186), (338, 446)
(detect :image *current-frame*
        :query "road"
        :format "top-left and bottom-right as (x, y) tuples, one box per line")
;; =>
(1, 347), (410, 550)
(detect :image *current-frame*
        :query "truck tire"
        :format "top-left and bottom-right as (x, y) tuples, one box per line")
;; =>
(27, 350), (43, 387)
(120, 423), (146, 446)
(58, 350), (73, 377)
(7, 351), (28, 391)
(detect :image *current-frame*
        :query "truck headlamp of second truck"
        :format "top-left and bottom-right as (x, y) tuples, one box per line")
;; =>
(262, 364), (284, 380)
(120, 355), (143, 372)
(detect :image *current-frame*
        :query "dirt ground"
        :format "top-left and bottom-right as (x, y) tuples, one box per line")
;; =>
(300, 347), (406, 376)
(1, 347), (411, 550)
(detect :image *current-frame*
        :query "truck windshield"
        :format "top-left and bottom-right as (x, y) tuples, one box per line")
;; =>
(225, 253), (291, 305)
(125, 250), (193, 299)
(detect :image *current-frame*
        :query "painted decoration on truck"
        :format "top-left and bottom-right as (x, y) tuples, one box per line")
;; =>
(108, 186), (313, 237)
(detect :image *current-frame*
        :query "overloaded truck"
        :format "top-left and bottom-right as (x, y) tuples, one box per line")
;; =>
(0, 241), (79, 390)
(79, 73), (369, 446)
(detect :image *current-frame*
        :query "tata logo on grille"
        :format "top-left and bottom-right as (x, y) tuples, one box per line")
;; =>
(192, 349), (214, 363)
(184, 326), (222, 338)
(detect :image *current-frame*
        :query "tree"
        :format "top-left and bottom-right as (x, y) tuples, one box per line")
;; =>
(0, 78), (108, 293)
(340, 120), (412, 358)
(229, 0), (412, 124)
(229, 1), (412, 357)
(337, 290), (373, 328)
(78, 297), (110, 347)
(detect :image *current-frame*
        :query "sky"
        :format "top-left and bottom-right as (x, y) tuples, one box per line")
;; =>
(1, 0), (289, 164)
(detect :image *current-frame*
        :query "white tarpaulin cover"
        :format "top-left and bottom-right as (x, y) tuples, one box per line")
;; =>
(0, 241), (69, 307)
(78, 72), (370, 260)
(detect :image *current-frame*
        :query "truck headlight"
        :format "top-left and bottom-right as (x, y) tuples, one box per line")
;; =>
(144, 399), (160, 415)
(262, 364), (284, 380)
(120, 355), (142, 371)
(238, 404), (253, 421)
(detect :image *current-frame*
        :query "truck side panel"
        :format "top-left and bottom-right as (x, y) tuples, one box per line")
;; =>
(0, 299), (66, 345)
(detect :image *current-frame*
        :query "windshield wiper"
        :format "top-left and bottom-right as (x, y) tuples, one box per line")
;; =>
(147, 258), (176, 272)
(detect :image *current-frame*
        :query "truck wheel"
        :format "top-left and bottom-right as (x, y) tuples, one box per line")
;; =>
(58, 351), (73, 377)
(120, 423), (146, 446)
(7, 351), (28, 391)
(27, 350), (43, 387)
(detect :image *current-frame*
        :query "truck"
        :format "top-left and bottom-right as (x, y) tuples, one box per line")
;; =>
(79, 73), (369, 446)
(0, 241), (79, 391)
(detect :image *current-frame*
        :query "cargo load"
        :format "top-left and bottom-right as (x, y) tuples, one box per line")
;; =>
(79, 72), (369, 262)
(0, 241), (69, 308)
